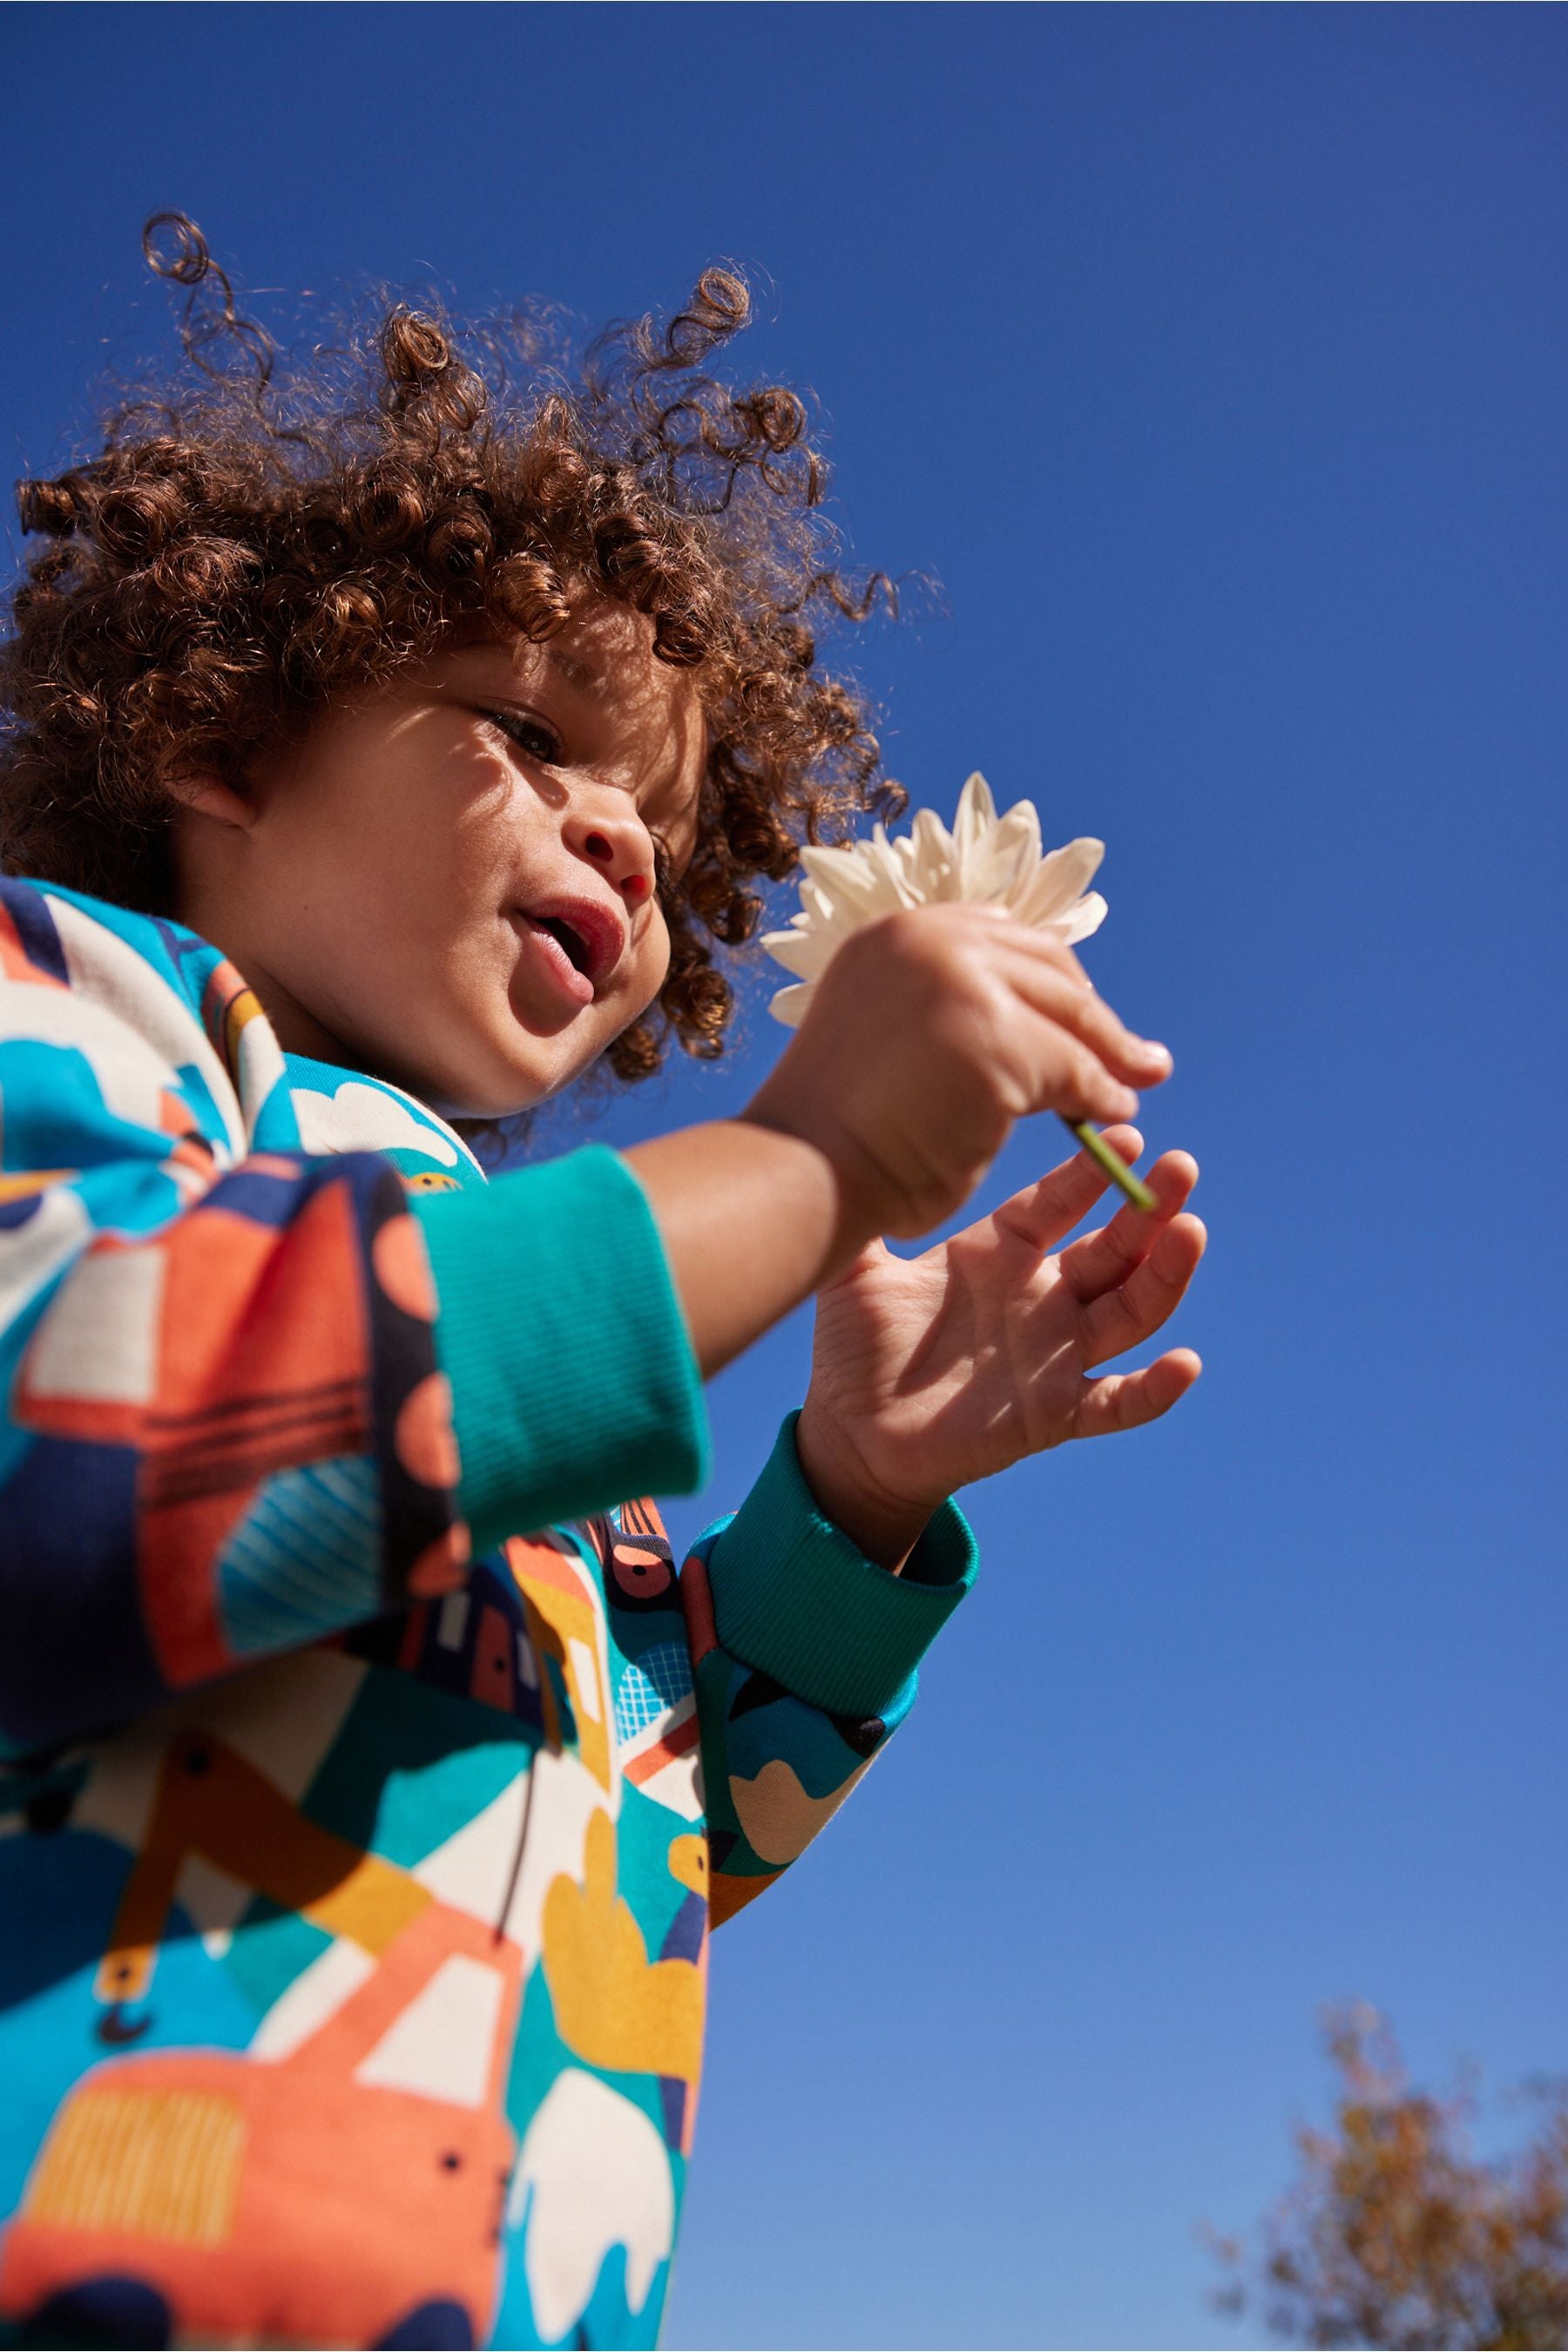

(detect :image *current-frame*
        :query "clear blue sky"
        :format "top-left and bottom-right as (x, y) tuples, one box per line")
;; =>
(3, 7), (1564, 2346)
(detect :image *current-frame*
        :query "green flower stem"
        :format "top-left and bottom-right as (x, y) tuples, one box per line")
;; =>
(1063, 1117), (1158, 1213)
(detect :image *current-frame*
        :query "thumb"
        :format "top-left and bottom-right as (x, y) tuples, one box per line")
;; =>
(820, 1233), (894, 1294)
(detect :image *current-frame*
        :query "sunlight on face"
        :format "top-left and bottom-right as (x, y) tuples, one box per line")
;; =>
(173, 599), (709, 1117)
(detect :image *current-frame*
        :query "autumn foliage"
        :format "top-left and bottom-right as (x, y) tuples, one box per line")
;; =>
(1209, 2005), (1568, 2349)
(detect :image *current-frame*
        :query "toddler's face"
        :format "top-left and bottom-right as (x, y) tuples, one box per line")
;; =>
(174, 599), (708, 1117)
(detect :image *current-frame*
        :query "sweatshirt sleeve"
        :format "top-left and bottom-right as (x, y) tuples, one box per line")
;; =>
(679, 1409), (978, 1926)
(0, 878), (707, 1759)
(409, 1148), (708, 1559)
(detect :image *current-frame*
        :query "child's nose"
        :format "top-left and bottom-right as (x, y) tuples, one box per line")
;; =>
(576, 821), (653, 907)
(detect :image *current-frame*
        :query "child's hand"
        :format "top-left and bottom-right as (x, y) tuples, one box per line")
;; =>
(745, 903), (1172, 1243)
(629, 907), (1173, 1387)
(792, 1127), (1205, 1570)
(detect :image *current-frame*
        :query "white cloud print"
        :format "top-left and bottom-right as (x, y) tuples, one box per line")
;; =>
(513, 2071), (673, 2341)
(290, 1079), (461, 1166)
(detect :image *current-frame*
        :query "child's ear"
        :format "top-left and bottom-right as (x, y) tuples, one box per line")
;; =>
(171, 773), (257, 833)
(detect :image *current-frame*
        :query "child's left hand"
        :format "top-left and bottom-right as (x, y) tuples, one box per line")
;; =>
(794, 1126), (1206, 1570)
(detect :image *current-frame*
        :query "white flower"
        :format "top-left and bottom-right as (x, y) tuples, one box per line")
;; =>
(761, 771), (1108, 1027)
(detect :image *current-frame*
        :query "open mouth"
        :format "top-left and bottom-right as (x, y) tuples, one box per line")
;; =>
(510, 891), (625, 1004)
(531, 914), (593, 978)
(510, 906), (605, 1009)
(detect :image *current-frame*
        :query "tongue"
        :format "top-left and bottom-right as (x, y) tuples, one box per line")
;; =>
(521, 915), (594, 1004)
(551, 922), (587, 976)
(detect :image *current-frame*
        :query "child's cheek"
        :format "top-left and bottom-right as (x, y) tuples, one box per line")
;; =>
(636, 913), (674, 1008)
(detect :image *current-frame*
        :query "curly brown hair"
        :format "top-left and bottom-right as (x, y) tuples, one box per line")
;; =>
(0, 213), (907, 1120)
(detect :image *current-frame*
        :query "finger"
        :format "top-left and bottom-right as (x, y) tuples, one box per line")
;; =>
(966, 906), (1093, 989)
(1044, 1038), (1142, 1128)
(974, 922), (1168, 1069)
(1072, 1348), (1202, 1440)
(993, 1125), (1145, 1254)
(1059, 1151), (1200, 1301)
(986, 939), (1173, 1090)
(820, 1233), (894, 1294)
(1080, 1213), (1207, 1367)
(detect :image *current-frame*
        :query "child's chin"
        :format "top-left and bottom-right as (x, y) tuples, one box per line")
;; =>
(424, 1077), (547, 1122)
(414, 1014), (612, 1121)
(424, 1059), (563, 1123)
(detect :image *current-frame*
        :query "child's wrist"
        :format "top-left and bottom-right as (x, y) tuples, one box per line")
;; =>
(739, 1088), (891, 1268)
(794, 1396), (942, 1576)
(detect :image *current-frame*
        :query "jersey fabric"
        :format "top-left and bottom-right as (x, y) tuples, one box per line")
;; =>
(0, 875), (978, 2351)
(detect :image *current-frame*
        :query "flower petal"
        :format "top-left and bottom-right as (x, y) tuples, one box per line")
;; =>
(803, 842), (909, 925)
(872, 835), (925, 908)
(1010, 837), (1105, 926)
(799, 841), (882, 895)
(767, 982), (814, 1028)
(1000, 798), (1043, 868)
(759, 928), (835, 980)
(969, 810), (1043, 902)
(1059, 889), (1108, 944)
(906, 808), (960, 902)
(765, 780), (1112, 1019)
(951, 772), (997, 865)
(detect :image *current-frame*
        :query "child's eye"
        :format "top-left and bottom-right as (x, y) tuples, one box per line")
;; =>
(484, 708), (564, 767)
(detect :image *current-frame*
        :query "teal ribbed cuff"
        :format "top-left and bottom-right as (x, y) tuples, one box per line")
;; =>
(702, 1410), (978, 1720)
(412, 1145), (711, 1554)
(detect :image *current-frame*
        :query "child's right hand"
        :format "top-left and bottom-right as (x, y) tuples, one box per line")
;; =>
(744, 902), (1173, 1240)
(625, 902), (1174, 1379)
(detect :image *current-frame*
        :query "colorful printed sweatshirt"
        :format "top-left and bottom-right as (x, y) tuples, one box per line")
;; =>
(0, 875), (978, 2352)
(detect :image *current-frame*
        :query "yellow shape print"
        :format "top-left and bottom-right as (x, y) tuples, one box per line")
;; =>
(27, 2085), (244, 2247)
(666, 1832), (708, 1899)
(506, 1544), (612, 1794)
(0, 1171), (76, 1203)
(542, 1811), (703, 2083)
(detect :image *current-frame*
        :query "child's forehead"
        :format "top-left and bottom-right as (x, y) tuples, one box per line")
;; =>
(446, 632), (605, 706)
(443, 601), (659, 689)
(438, 605), (706, 737)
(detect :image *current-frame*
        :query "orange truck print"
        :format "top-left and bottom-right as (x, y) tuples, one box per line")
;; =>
(0, 1733), (525, 2349)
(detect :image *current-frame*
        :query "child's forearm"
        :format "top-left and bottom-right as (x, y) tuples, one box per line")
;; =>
(620, 1116), (873, 1380)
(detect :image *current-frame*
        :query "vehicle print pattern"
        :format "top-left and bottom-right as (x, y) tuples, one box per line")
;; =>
(0, 878), (933, 2349)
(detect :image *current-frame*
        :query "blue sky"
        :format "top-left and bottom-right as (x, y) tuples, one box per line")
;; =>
(2, 6), (1564, 2345)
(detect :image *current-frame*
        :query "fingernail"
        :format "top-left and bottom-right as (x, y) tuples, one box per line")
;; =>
(1145, 1041), (1173, 1073)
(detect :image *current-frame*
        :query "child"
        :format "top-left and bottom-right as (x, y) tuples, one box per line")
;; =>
(0, 218), (1204, 2350)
